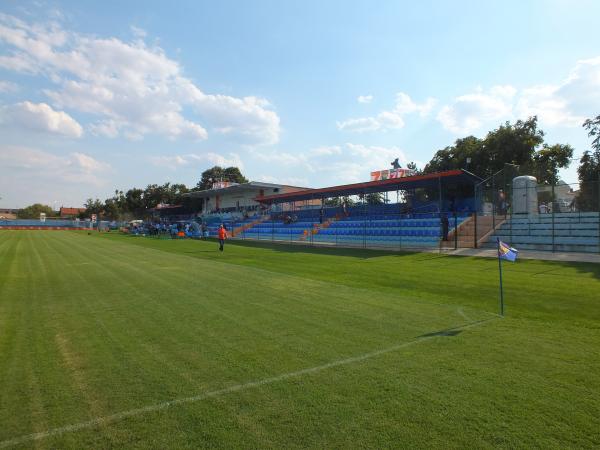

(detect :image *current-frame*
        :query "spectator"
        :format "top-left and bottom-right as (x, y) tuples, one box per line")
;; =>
(441, 214), (449, 241)
(218, 224), (227, 252)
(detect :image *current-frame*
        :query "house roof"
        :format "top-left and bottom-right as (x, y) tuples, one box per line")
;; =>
(60, 207), (85, 215)
(183, 181), (311, 198)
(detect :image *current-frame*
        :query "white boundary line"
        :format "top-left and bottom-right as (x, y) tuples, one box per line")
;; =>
(0, 317), (496, 448)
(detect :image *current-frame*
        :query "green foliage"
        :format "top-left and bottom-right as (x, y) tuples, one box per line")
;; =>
(16, 203), (55, 219)
(365, 193), (384, 205)
(425, 135), (485, 175)
(83, 183), (194, 220)
(423, 117), (572, 182)
(528, 143), (574, 185)
(77, 166), (246, 220)
(196, 166), (249, 190)
(83, 198), (104, 216)
(323, 196), (355, 207)
(576, 116), (600, 211)
(583, 114), (600, 152)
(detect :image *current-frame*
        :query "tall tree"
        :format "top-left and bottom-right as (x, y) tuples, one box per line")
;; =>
(195, 166), (248, 190)
(583, 114), (600, 152)
(576, 116), (600, 211)
(17, 204), (55, 219)
(423, 117), (572, 181)
(424, 136), (485, 175)
(124, 188), (145, 216)
(529, 144), (574, 185)
(481, 117), (544, 177)
(83, 198), (104, 216)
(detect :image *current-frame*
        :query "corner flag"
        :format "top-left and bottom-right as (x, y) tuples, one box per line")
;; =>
(498, 240), (518, 262)
(496, 238), (518, 316)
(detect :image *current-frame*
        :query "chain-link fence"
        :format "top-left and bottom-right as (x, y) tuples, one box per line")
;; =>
(228, 202), (478, 251)
(475, 166), (600, 253)
(105, 167), (600, 254)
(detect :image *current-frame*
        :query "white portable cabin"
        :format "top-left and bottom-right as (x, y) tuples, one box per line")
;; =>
(512, 176), (538, 215)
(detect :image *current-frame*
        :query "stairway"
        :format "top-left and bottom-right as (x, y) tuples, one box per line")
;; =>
(300, 217), (338, 241)
(231, 215), (270, 237)
(442, 214), (506, 248)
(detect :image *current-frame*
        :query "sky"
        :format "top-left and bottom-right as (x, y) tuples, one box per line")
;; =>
(0, 0), (599, 208)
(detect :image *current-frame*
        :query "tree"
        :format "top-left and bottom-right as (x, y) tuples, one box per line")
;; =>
(583, 114), (600, 152)
(576, 151), (599, 211)
(365, 193), (385, 205)
(83, 198), (104, 216)
(481, 117), (544, 176)
(529, 144), (574, 185)
(423, 117), (572, 181)
(576, 116), (600, 211)
(195, 166), (248, 190)
(17, 204), (55, 219)
(124, 188), (145, 216)
(424, 136), (485, 175)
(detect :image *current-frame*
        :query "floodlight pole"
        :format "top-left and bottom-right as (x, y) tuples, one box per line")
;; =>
(496, 237), (505, 316)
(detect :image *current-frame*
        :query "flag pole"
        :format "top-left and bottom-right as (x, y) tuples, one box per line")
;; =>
(496, 237), (505, 316)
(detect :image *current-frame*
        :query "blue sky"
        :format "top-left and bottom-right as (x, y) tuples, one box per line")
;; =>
(1, 0), (599, 208)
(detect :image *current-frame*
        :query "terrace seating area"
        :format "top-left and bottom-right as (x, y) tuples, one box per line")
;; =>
(237, 204), (471, 248)
(484, 212), (600, 253)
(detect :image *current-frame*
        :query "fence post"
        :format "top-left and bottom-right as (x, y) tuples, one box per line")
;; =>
(473, 213), (478, 248)
(491, 175), (496, 233)
(454, 212), (458, 250)
(551, 183), (555, 252)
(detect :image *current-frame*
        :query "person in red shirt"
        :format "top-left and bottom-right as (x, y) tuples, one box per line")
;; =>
(218, 224), (227, 252)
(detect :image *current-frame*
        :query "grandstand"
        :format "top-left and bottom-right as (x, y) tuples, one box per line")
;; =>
(226, 170), (479, 249)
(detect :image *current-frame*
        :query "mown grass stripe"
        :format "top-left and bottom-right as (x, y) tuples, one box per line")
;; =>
(0, 316), (497, 449)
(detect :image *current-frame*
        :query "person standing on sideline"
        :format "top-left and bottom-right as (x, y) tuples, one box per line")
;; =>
(441, 213), (449, 241)
(218, 224), (227, 252)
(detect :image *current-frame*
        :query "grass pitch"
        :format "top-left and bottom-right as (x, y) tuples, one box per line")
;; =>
(0, 231), (599, 449)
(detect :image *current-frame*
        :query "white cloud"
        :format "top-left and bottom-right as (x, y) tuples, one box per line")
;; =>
(249, 149), (313, 172)
(309, 145), (342, 157)
(357, 95), (373, 104)
(0, 80), (18, 92)
(438, 57), (600, 134)
(149, 152), (243, 171)
(437, 85), (515, 135)
(338, 92), (436, 133)
(516, 57), (600, 127)
(0, 101), (83, 137)
(0, 13), (280, 144)
(256, 174), (310, 186)
(70, 151), (110, 172)
(0, 145), (110, 185)
(394, 92), (437, 116)
(249, 143), (408, 186)
(130, 25), (147, 39)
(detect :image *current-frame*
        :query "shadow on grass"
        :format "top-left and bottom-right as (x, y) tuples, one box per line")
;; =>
(227, 238), (430, 260)
(419, 329), (463, 338)
(417, 316), (500, 339)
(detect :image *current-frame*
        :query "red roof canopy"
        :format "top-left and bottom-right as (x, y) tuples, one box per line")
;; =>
(255, 170), (480, 204)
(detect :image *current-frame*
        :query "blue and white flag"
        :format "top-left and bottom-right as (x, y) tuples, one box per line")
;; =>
(497, 239), (518, 262)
